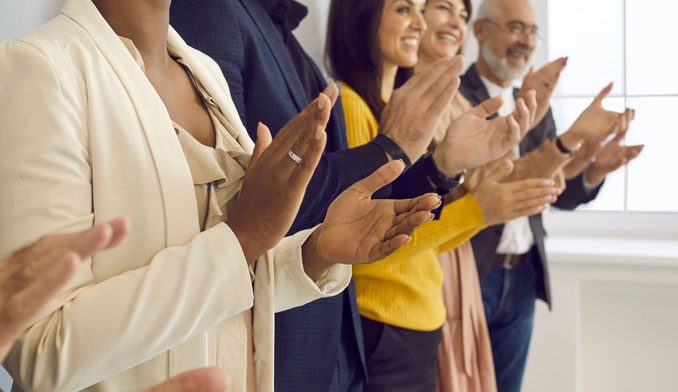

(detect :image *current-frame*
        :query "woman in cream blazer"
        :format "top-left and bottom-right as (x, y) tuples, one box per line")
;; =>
(0, 0), (438, 390)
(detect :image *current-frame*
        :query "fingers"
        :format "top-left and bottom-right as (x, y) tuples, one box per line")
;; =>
(141, 367), (231, 392)
(288, 129), (327, 188)
(472, 97), (503, 118)
(504, 115), (521, 149)
(482, 159), (514, 184)
(2, 252), (80, 335)
(392, 193), (440, 215)
(625, 145), (644, 161)
(350, 160), (405, 196)
(384, 210), (435, 240)
(514, 204), (547, 218)
(105, 218), (131, 249)
(368, 234), (412, 261)
(424, 73), (461, 120)
(323, 82), (339, 108)
(251, 123), (273, 167)
(594, 82), (614, 104)
(408, 57), (454, 99)
(510, 181), (559, 203)
(271, 93), (331, 154)
(514, 98), (530, 136)
(525, 89), (538, 126)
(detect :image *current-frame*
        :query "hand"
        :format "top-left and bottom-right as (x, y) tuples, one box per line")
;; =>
(562, 107), (637, 179)
(504, 138), (573, 195)
(470, 160), (557, 226)
(302, 161), (441, 278)
(380, 56), (464, 164)
(519, 57), (568, 128)
(560, 83), (626, 149)
(137, 367), (230, 392)
(228, 86), (335, 263)
(0, 219), (129, 361)
(585, 130), (644, 185)
(432, 91), (536, 176)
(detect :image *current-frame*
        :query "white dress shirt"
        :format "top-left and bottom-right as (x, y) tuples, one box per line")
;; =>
(479, 75), (536, 255)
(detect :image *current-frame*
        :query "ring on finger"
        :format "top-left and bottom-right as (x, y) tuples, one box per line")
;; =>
(288, 150), (303, 165)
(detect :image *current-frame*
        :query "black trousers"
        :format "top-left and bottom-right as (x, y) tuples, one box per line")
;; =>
(361, 316), (442, 392)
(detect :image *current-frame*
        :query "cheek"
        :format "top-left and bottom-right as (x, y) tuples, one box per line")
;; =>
(379, 22), (404, 61)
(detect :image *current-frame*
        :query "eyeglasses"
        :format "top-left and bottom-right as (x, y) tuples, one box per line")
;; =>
(481, 19), (543, 41)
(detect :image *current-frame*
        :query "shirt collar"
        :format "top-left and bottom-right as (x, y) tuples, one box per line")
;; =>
(259, 0), (308, 35)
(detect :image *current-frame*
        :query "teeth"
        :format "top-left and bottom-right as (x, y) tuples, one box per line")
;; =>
(436, 32), (458, 44)
(403, 38), (418, 46)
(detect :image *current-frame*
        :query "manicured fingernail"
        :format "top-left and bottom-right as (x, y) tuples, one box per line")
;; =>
(323, 82), (337, 95)
(315, 125), (325, 140)
(317, 93), (326, 110)
(434, 199), (443, 209)
(429, 213), (435, 221)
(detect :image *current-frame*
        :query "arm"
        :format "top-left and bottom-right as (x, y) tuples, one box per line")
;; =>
(0, 40), (262, 391)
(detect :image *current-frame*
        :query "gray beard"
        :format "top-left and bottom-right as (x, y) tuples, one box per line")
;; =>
(481, 44), (528, 82)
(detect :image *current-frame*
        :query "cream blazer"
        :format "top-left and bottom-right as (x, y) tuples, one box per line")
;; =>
(0, 0), (351, 391)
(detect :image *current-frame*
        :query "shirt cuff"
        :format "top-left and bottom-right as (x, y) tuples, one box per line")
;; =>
(582, 174), (604, 193)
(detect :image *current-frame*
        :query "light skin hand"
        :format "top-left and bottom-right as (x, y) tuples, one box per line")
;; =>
(560, 83), (629, 149)
(379, 56), (464, 164)
(471, 160), (557, 226)
(519, 57), (568, 128)
(585, 129), (644, 185)
(432, 91), (536, 177)
(302, 160), (441, 280)
(228, 85), (336, 264)
(137, 367), (230, 392)
(0, 219), (130, 361)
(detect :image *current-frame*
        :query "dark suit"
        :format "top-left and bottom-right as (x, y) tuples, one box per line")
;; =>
(460, 63), (601, 392)
(170, 1), (440, 390)
(460, 63), (601, 306)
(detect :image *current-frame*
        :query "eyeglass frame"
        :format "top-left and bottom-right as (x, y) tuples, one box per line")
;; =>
(480, 18), (544, 42)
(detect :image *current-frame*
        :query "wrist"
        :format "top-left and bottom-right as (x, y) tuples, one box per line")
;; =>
(302, 227), (334, 281)
(374, 133), (414, 167)
(431, 147), (463, 178)
(231, 226), (262, 265)
(559, 132), (583, 151)
(585, 165), (606, 185)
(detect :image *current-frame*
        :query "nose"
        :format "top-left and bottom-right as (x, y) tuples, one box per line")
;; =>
(411, 9), (427, 33)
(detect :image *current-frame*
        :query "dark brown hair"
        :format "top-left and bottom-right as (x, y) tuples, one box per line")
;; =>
(325, 0), (386, 119)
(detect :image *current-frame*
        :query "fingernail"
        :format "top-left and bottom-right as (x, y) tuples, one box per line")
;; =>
(397, 159), (406, 169)
(429, 213), (435, 221)
(315, 125), (325, 140)
(317, 93), (326, 110)
(323, 82), (336, 95)
(434, 199), (443, 209)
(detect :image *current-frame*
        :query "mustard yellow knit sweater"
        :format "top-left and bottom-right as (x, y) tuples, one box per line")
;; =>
(339, 81), (486, 331)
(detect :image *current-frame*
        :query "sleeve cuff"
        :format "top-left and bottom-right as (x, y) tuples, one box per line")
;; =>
(269, 226), (352, 312)
(582, 174), (604, 193)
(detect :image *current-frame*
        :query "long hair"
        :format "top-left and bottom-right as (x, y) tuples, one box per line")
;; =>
(325, 0), (386, 119)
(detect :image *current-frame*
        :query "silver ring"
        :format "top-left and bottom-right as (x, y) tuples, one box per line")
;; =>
(288, 150), (303, 165)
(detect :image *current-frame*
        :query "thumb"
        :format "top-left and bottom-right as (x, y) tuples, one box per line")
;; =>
(483, 159), (514, 184)
(524, 66), (535, 82)
(251, 122), (273, 167)
(472, 97), (503, 118)
(594, 82), (614, 104)
(351, 160), (405, 197)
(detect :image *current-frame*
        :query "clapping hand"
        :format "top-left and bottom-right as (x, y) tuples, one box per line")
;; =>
(585, 125), (644, 185)
(228, 85), (337, 263)
(432, 90), (537, 177)
(302, 161), (441, 278)
(560, 83), (629, 149)
(469, 160), (558, 226)
(380, 56), (464, 164)
(519, 57), (568, 128)
(0, 219), (129, 361)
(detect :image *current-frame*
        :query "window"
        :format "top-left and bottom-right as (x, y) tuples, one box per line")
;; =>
(547, 0), (678, 213)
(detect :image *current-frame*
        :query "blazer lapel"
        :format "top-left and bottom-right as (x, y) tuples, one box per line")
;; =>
(167, 28), (255, 154)
(463, 63), (492, 107)
(240, 0), (310, 112)
(60, 0), (199, 245)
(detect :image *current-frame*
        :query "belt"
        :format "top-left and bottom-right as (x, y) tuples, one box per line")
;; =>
(495, 252), (528, 270)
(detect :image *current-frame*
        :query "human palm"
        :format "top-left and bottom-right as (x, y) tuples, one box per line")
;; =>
(568, 83), (624, 141)
(313, 161), (440, 265)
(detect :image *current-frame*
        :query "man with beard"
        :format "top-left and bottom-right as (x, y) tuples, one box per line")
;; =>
(460, 0), (642, 390)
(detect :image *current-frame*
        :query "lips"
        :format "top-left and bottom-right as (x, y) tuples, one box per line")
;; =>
(507, 46), (530, 60)
(435, 31), (461, 45)
(402, 36), (420, 50)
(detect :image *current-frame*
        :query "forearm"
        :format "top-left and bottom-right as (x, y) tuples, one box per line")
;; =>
(553, 173), (603, 210)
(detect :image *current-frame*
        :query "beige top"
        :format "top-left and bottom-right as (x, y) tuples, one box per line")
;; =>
(123, 37), (256, 391)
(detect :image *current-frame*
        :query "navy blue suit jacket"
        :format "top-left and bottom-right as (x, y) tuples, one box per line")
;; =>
(461, 64), (602, 306)
(170, 1), (441, 390)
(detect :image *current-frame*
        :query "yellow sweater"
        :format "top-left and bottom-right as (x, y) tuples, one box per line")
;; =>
(339, 81), (486, 331)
